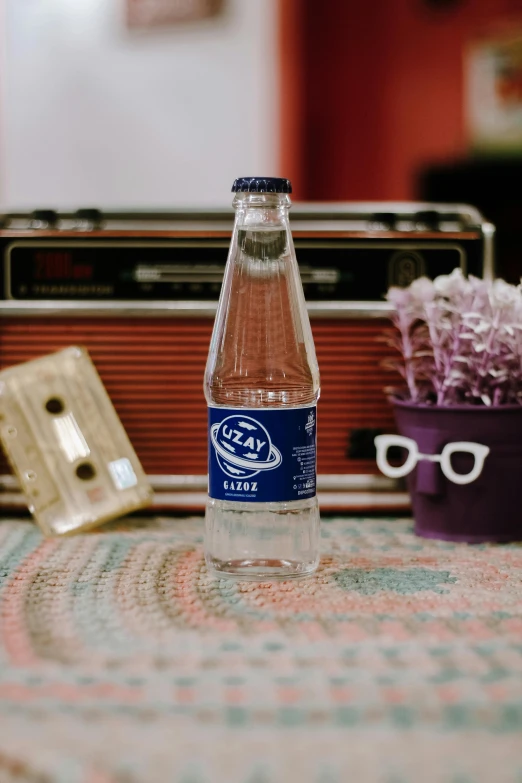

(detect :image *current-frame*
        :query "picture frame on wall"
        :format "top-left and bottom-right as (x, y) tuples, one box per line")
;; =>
(466, 22), (522, 154)
(126, 0), (224, 29)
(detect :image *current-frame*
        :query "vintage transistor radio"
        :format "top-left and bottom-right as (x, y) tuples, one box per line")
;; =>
(0, 204), (494, 511)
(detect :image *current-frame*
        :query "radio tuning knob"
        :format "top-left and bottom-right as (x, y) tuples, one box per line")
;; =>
(30, 210), (58, 229)
(369, 212), (396, 230)
(414, 210), (440, 230)
(75, 209), (102, 230)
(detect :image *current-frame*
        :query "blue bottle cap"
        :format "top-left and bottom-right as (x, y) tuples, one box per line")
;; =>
(232, 177), (292, 194)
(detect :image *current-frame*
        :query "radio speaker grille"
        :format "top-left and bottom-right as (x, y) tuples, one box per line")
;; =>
(0, 318), (397, 476)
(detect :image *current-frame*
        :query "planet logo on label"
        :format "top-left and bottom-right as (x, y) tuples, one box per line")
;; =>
(210, 415), (282, 479)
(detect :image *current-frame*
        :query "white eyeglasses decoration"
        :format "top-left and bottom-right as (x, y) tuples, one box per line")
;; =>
(374, 435), (490, 486)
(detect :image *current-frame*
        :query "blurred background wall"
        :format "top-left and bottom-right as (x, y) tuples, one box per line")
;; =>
(2, 0), (522, 221)
(288, 0), (522, 200)
(0, 0), (278, 208)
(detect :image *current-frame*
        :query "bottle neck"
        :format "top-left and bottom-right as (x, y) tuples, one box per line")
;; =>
(233, 192), (291, 230)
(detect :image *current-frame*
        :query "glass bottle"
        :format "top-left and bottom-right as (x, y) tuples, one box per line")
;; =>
(204, 177), (320, 580)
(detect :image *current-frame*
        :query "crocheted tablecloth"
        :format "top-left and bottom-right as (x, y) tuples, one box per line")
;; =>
(0, 516), (521, 783)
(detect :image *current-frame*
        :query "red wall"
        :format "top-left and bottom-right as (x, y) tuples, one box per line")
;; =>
(293, 0), (522, 200)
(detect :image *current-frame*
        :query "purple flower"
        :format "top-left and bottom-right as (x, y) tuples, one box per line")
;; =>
(384, 271), (522, 406)
(386, 287), (412, 308)
(410, 277), (435, 303)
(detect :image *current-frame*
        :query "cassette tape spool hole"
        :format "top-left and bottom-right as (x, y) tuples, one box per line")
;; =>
(76, 462), (96, 481)
(45, 397), (65, 415)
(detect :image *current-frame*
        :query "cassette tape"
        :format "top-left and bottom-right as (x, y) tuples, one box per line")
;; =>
(0, 346), (153, 535)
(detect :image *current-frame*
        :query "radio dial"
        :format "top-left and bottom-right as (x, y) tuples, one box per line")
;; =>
(30, 210), (58, 229)
(369, 212), (396, 230)
(74, 209), (103, 230)
(414, 211), (440, 230)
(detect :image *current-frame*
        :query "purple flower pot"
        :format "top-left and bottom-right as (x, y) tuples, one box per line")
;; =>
(392, 399), (522, 543)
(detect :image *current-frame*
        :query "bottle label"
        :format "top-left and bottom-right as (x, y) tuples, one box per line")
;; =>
(208, 405), (317, 503)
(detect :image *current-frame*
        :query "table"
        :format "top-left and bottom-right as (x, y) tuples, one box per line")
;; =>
(0, 516), (521, 782)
